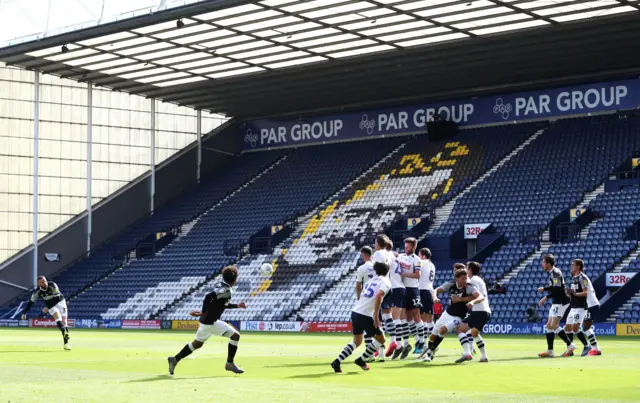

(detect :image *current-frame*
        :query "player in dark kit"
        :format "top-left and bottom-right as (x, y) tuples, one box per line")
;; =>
(419, 268), (482, 362)
(21, 276), (71, 350)
(168, 266), (247, 375)
(537, 254), (575, 358)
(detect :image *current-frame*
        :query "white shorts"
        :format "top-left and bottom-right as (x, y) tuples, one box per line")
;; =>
(48, 300), (68, 318)
(548, 303), (569, 319)
(566, 308), (587, 325)
(434, 311), (463, 333)
(194, 321), (237, 343)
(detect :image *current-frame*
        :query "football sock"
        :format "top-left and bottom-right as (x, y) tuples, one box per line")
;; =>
(417, 322), (425, 343)
(364, 336), (373, 348)
(393, 319), (402, 343)
(566, 331), (574, 344)
(383, 314), (395, 338)
(408, 320), (416, 339)
(555, 327), (571, 346)
(545, 327), (554, 351)
(401, 320), (410, 346)
(175, 343), (195, 362)
(428, 335), (444, 352)
(360, 340), (382, 361)
(227, 339), (239, 364)
(585, 328), (599, 349)
(576, 330), (588, 347)
(457, 333), (472, 356)
(337, 342), (356, 363)
(425, 321), (434, 339)
(473, 335), (487, 358)
(55, 321), (66, 339)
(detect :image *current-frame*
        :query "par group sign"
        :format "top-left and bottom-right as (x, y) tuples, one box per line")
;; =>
(242, 78), (640, 150)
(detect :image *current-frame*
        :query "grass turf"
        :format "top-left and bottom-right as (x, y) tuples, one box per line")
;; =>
(1, 329), (639, 402)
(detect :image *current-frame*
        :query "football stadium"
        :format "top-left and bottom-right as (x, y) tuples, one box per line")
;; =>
(1, 0), (640, 401)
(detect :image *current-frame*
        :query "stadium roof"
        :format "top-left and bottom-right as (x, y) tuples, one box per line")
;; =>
(1, 0), (640, 118)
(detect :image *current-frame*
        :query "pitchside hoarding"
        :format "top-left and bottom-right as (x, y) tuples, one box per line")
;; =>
(242, 78), (640, 150)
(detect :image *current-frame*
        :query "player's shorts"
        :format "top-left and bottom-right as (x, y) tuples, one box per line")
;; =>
(566, 308), (587, 325)
(434, 311), (463, 333)
(548, 303), (570, 319)
(391, 287), (406, 308)
(404, 287), (421, 310)
(351, 312), (383, 337)
(195, 320), (237, 342)
(420, 289), (434, 314)
(584, 305), (599, 322)
(382, 289), (394, 310)
(48, 300), (68, 317)
(462, 311), (491, 330)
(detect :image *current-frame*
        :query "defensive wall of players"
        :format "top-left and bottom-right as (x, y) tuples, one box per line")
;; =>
(2, 318), (639, 336)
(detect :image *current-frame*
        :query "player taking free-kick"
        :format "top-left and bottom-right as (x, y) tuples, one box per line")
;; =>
(168, 266), (247, 375)
(21, 275), (71, 350)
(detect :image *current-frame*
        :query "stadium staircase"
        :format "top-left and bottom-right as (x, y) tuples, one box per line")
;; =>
(425, 127), (545, 237)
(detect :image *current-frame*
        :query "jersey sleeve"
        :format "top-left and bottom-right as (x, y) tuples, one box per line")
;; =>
(412, 257), (422, 272)
(379, 279), (391, 295)
(29, 291), (39, 303)
(439, 280), (453, 291)
(212, 284), (231, 300)
(466, 284), (479, 295)
(355, 266), (365, 283)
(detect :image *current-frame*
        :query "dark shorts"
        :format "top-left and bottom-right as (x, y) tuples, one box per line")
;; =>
(351, 311), (383, 337)
(391, 287), (406, 308)
(420, 289), (434, 314)
(584, 305), (599, 322)
(382, 290), (394, 310)
(462, 311), (491, 330)
(404, 287), (422, 310)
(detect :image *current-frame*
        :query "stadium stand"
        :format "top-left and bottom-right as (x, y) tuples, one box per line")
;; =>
(82, 138), (405, 319)
(169, 123), (539, 322)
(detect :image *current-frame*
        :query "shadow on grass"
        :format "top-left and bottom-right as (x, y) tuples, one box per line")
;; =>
(287, 371), (360, 380)
(126, 374), (225, 383)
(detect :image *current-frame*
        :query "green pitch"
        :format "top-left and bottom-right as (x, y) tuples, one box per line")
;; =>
(1, 329), (639, 402)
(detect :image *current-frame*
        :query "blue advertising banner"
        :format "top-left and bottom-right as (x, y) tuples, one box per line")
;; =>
(482, 322), (616, 335)
(242, 78), (640, 151)
(100, 319), (123, 329)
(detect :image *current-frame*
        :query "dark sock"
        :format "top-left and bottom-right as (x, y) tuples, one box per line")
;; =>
(546, 331), (554, 350)
(429, 335), (444, 351)
(64, 327), (69, 334)
(56, 321), (66, 339)
(175, 343), (194, 362)
(364, 336), (373, 348)
(556, 329), (571, 346)
(227, 340), (238, 363)
(360, 340), (380, 361)
(567, 332), (574, 343)
(576, 331), (588, 347)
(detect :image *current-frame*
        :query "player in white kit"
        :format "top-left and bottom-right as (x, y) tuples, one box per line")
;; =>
(372, 234), (394, 361)
(580, 261), (602, 356)
(355, 246), (376, 357)
(395, 238), (422, 359)
(454, 261), (491, 363)
(332, 261), (391, 373)
(418, 248), (436, 354)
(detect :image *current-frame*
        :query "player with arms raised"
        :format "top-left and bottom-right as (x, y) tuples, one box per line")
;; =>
(168, 266), (246, 375)
(332, 261), (391, 372)
(21, 275), (71, 350)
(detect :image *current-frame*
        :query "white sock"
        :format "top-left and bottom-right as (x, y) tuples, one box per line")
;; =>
(585, 328), (599, 350)
(417, 321), (425, 343)
(393, 319), (402, 343)
(400, 319), (409, 347)
(473, 335), (487, 359)
(457, 333), (471, 356)
(425, 321), (434, 339)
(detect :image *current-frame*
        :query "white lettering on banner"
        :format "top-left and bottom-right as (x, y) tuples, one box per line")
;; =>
(377, 112), (409, 132)
(464, 223), (491, 239)
(557, 86), (627, 112)
(241, 321), (302, 332)
(260, 127), (287, 145)
(291, 120), (343, 142)
(412, 104), (474, 128)
(515, 95), (551, 117)
(606, 272), (636, 287)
